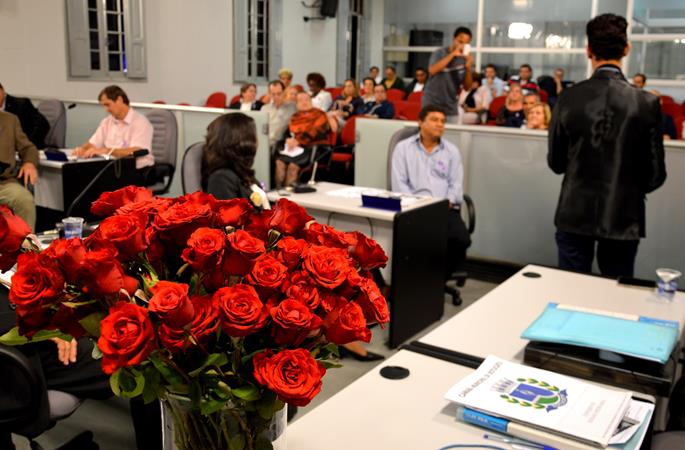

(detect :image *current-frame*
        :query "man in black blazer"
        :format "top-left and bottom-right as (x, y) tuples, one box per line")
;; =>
(0, 83), (50, 149)
(548, 14), (666, 277)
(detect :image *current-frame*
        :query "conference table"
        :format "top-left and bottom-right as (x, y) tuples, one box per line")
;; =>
(268, 182), (450, 347)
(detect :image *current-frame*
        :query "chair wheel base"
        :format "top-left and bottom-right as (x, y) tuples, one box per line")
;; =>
(445, 285), (463, 306)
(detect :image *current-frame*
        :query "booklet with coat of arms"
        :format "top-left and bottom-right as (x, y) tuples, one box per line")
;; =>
(445, 355), (632, 447)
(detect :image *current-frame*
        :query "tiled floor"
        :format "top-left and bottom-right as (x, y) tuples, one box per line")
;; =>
(12, 279), (497, 450)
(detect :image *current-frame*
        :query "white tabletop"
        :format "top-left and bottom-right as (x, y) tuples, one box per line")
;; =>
(419, 264), (685, 361)
(287, 350), (488, 450)
(267, 182), (440, 222)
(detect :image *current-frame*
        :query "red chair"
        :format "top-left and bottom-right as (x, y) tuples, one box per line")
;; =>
(675, 116), (684, 140)
(487, 95), (507, 124)
(537, 89), (548, 103)
(406, 91), (423, 103)
(389, 100), (403, 119)
(681, 100), (685, 115)
(228, 94), (241, 106)
(204, 92), (227, 108)
(177, 102), (191, 106)
(331, 116), (358, 166)
(662, 102), (681, 119)
(386, 89), (406, 102)
(396, 101), (421, 121)
(325, 87), (343, 99)
(153, 100), (166, 104)
(661, 95), (675, 104)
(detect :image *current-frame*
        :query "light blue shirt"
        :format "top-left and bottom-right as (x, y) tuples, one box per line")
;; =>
(487, 76), (505, 97)
(391, 133), (464, 205)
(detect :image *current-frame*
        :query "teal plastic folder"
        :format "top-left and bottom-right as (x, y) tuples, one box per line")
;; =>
(521, 303), (679, 364)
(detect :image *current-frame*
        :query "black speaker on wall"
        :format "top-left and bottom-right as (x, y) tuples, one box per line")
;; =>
(408, 30), (444, 76)
(320, 0), (338, 18)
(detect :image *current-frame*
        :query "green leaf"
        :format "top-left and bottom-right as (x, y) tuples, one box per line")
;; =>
(188, 353), (229, 377)
(61, 299), (98, 308)
(91, 342), (103, 360)
(200, 398), (229, 415)
(149, 353), (185, 389)
(118, 368), (146, 398)
(142, 365), (163, 404)
(319, 361), (343, 369)
(317, 343), (340, 359)
(228, 433), (246, 450)
(176, 262), (190, 277)
(232, 384), (260, 402)
(0, 327), (72, 346)
(255, 436), (274, 450)
(110, 369), (122, 396)
(79, 312), (106, 337)
(241, 348), (265, 365)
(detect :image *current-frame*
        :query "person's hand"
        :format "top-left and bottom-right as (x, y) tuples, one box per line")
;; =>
(286, 138), (298, 149)
(450, 44), (464, 58)
(80, 147), (107, 159)
(17, 162), (38, 186)
(51, 337), (77, 366)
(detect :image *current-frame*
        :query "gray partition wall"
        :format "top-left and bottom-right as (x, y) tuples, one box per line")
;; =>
(355, 119), (685, 280)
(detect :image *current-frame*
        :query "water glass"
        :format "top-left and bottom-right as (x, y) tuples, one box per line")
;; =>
(656, 268), (681, 299)
(62, 217), (84, 239)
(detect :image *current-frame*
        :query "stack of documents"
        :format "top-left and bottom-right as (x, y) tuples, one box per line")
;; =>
(445, 356), (653, 449)
(521, 303), (679, 364)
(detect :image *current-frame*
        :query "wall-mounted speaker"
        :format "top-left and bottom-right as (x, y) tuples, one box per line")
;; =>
(320, 0), (338, 18)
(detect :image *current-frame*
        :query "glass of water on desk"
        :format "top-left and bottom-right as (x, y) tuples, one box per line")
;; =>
(62, 217), (84, 239)
(656, 268), (681, 300)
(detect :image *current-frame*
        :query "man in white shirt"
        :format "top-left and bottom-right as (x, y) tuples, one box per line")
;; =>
(74, 85), (154, 170)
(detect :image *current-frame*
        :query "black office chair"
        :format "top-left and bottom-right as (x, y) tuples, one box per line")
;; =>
(145, 109), (179, 195)
(0, 344), (95, 450)
(181, 142), (204, 194)
(386, 126), (476, 306)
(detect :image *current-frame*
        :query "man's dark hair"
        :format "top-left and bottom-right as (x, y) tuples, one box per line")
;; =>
(202, 113), (257, 188)
(415, 67), (426, 74)
(586, 13), (628, 61)
(385, 65), (396, 73)
(419, 105), (447, 121)
(0, 82), (3, 90)
(485, 64), (497, 71)
(362, 77), (376, 86)
(98, 85), (129, 105)
(370, 66), (379, 72)
(374, 83), (387, 92)
(269, 80), (285, 90)
(634, 73), (647, 83)
(453, 27), (472, 38)
(520, 64), (532, 72)
(306, 72), (326, 89)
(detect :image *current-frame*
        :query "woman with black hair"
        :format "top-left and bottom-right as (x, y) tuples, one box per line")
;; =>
(202, 113), (269, 209)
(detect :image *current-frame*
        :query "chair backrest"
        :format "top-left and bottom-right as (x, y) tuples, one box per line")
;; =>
(386, 88), (406, 102)
(146, 110), (178, 167)
(397, 101), (421, 121)
(675, 116), (684, 140)
(662, 102), (681, 119)
(488, 95), (507, 120)
(38, 99), (66, 148)
(537, 89), (548, 103)
(386, 126), (419, 190)
(406, 91), (423, 103)
(205, 92), (227, 108)
(152, 100), (166, 104)
(340, 115), (358, 146)
(660, 95), (675, 104)
(325, 87), (343, 100)
(182, 142), (205, 194)
(229, 94), (241, 106)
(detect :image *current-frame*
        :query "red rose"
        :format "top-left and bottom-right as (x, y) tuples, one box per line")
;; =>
(223, 230), (266, 275)
(188, 295), (220, 344)
(253, 349), (326, 407)
(178, 191), (219, 208)
(44, 238), (87, 284)
(304, 223), (356, 249)
(0, 205), (31, 271)
(91, 185), (153, 217)
(152, 201), (213, 244)
(9, 253), (65, 336)
(88, 212), (148, 260)
(354, 278), (390, 325)
(149, 281), (194, 328)
(323, 300), (371, 345)
(282, 271), (320, 310)
(275, 237), (307, 269)
(98, 302), (157, 374)
(270, 299), (322, 346)
(348, 231), (388, 270)
(319, 291), (344, 314)
(269, 198), (313, 235)
(303, 246), (353, 289)
(115, 197), (173, 216)
(78, 247), (139, 297)
(214, 198), (253, 227)
(158, 324), (187, 353)
(244, 209), (275, 241)
(181, 228), (226, 272)
(215, 284), (268, 337)
(247, 255), (287, 289)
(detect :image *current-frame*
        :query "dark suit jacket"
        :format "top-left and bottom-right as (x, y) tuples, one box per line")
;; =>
(382, 77), (405, 91)
(205, 168), (254, 202)
(4, 94), (50, 149)
(548, 64), (666, 240)
(228, 101), (264, 111)
(0, 111), (40, 179)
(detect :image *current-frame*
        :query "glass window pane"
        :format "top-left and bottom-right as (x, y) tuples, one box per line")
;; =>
(483, 53), (588, 83)
(90, 51), (100, 70)
(482, 0), (591, 48)
(107, 13), (119, 32)
(88, 10), (98, 29)
(88, 0), (97, 9)
(633, 0), (685, 34)
(108, 53), (121, 71)
(107, 33), (120, 51)
(106, 0), (117, 12)
(383, 50), (434, 79)
(90, 31), (100, 50)
(628, 41), (685, 80)
(597, 0), (627, 16)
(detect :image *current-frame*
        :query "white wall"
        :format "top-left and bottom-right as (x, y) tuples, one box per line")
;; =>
(0, 0), (238, 105)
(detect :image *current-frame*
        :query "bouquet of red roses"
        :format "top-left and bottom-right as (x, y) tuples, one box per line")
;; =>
(0, 186), (389, 450)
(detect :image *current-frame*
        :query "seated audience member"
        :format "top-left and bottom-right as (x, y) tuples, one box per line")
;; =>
(306, 72), (333, 111)
(391, 105), (471, 279)
(0, 82), (49, 149)
(633, 73), (646, 89)
(74, 85), (154, 175)
(483, 64), (505, 98)
(202, 113), (269, 208)
(229, 83), (263, 111)
(278, 68), (294, 89)
(522, 91), (541, 116)
(405, 67), (428, 95)
(650, 90), (677, 140)
(360, 84), (396, 119)
(274, 92), (331, 188)
(382, 65), (405, 91)
(284, 86), (299, 104)
(368, 66), (382, 85)
(328, 78), (363, 133)
(509, 64), (538, 93)
(523, 102), (551, 130)
(361, 77), (377, 104)
(496, 82), (525, 128)
(553, 68), (572, 94)
(0, 111), (39, 229)
(458, 73), (492, 124)
(261, 80), (297, 149)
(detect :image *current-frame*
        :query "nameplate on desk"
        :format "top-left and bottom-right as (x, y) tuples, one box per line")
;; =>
(361, 194), (401, 211)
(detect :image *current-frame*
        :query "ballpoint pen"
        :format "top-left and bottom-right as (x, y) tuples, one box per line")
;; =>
(484, 433), (558, 450)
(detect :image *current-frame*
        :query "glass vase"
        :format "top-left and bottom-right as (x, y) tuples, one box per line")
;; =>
(161, 395), (287, 450)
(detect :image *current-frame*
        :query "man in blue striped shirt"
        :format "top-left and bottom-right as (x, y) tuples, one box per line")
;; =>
(391, 105), (471, 278)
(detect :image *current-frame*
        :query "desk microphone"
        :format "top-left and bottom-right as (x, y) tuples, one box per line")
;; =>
(65, 149), (149, 217)
(44, 103), (76, 150)
(292, 146), (334, 194)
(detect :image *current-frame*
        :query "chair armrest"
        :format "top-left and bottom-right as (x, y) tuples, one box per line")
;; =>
(463, 194), (476, 234)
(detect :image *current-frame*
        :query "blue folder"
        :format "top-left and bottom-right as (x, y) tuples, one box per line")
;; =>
(521, 303), (679, 364)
